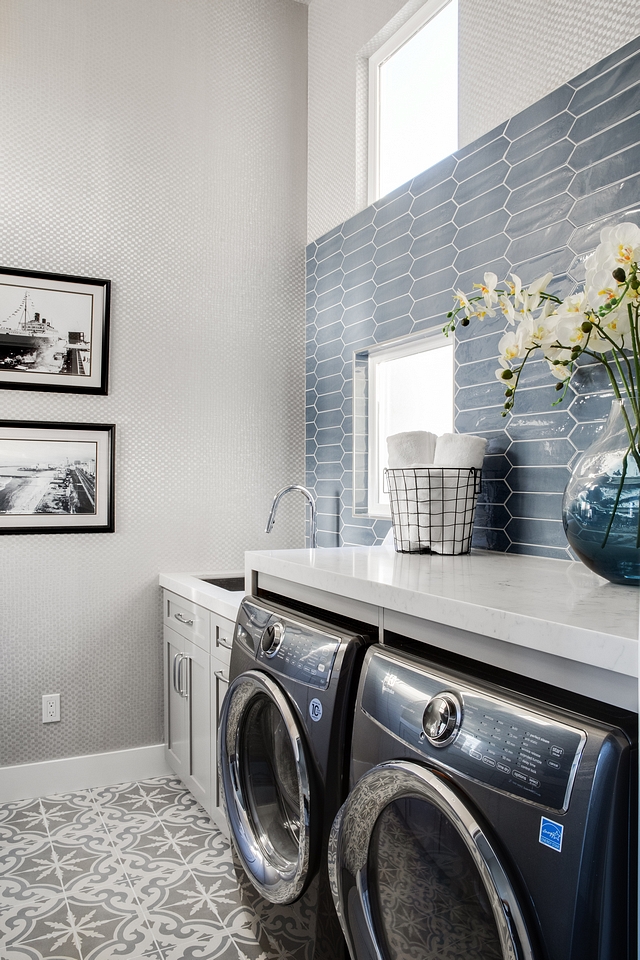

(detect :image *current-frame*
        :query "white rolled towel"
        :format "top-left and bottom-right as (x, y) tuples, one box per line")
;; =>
(387, 431), (437, 469)
(433, 433), (487, 469)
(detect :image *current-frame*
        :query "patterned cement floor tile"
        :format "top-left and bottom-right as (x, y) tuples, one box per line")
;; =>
(0, 779), (281, 960)
(0, 804), (51, 837)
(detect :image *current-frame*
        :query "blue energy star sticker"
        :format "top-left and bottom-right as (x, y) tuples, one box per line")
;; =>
(539, 817), (564, 852)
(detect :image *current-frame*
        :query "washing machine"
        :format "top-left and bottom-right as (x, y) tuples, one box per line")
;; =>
(329, 642), (636, 960)
(218, 595), (372, 960)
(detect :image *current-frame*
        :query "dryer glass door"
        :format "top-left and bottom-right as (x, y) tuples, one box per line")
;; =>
(329, 760), (535, 960)
(219, 670), (312, 905)
(369, 796), (503, 959)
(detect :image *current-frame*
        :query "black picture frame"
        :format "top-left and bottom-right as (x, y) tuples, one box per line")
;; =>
(0, 421), (115, 534)
(0, 267), (110, 394)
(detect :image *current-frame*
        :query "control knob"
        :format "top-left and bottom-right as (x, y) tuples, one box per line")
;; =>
(261, 621), (284, 657)
(422, 692), (462, 747)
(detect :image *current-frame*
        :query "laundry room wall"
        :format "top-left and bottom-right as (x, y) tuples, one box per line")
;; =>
(0, 0), (307, 768)
(307, 0), (638, 242)
(305, 5), (640, 552)
(306, 36), (640, 553)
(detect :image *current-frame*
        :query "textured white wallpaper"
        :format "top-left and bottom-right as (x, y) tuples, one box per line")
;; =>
(307, 0), (639, 242)
(307, 0), (411, 243)
(0, 0), (308, 766)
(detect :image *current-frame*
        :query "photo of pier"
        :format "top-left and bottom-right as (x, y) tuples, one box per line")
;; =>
(0, 439), (97, 516)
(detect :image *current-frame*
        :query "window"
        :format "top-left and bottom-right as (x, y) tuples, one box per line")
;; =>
(368, 0), (458, 203)
(353, 332), (454, 518)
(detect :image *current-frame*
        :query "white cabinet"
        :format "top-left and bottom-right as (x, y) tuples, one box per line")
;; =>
(163, 622), (211, 810)
(163, 590), (233, 825)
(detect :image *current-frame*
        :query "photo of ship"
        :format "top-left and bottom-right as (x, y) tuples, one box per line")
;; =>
(0, 289), (91, 375)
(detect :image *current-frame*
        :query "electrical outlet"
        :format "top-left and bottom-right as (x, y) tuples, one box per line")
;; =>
(42, 694), (60, 723)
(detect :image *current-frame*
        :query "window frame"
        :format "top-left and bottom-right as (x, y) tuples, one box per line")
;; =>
(353, 330), (455, 520)
(367, 0), (458, 206)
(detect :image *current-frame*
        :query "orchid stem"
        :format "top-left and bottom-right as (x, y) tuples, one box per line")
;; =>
(601, 448), (628, 549)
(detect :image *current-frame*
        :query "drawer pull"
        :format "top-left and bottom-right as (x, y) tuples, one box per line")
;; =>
(174, 613), (194, 626)
(214, 669), (229, 681)
(217, 638), (233, 651)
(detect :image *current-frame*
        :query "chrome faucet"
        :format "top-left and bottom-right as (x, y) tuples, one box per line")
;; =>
(265, 484), (318, 548)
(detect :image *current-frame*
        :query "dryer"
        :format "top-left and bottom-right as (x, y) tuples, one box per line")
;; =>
(219, 595), (372, 960)
(329, 643), (635, 960)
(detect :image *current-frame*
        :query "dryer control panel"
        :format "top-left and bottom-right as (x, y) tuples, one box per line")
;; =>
(362, 650), (586, 811)
(256, 620), (341, 690)
(235, 599), (342, 690)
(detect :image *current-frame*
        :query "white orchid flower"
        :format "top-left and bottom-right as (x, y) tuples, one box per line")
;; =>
(473, 271), (499, 315)
(559, 291), (588, 314)
(522, 272), (554, 312)
(586, 223), (640, 315)
(508, 273), (522, 300)
(498, 294), (516, 324)
(586, 265), (621, 312)
(599, 222), (640, 269)
(537, 297), (559, 323)
(590, 308), (632, 351)
(546, 357), (572, 380)
(453, 289), (474, 316)
(519, 306), (559, 351)
(498, 329), (524, 365)
(552, 318), (588, 353)
(550, 292), (589, 344)
(527, 271), (554, 296)
(448, 220), (640, 425)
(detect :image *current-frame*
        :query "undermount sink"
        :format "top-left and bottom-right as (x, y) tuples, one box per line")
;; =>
(199, 576), (245, 592)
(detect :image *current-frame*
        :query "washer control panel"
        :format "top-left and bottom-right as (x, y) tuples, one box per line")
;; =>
(362, 650), (586, 811)
(256, 618), (341, 690)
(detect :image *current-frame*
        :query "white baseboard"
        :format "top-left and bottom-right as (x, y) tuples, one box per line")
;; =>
(0, 744), (173, 803)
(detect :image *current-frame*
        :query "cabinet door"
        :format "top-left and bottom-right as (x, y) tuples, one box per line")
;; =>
(184, 638), (211, 810)
(211, 652), (230, 812)
(165, 626), (188, 780)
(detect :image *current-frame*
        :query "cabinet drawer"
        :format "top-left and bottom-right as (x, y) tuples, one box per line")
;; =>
(211, 611), (235, 662)
(164, 591), (210, 651)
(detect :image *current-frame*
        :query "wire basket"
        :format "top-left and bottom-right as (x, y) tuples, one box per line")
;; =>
(385, 467), (482, 555)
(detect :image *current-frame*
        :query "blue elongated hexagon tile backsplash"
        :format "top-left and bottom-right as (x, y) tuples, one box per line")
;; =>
(305, 35), (640, 558)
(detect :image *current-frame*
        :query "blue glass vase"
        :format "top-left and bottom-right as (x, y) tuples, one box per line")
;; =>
(563, 399), (640, 585)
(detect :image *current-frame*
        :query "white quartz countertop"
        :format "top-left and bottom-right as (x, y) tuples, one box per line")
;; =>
(159, 572), (245, 621)
(245, 547), (639, 681)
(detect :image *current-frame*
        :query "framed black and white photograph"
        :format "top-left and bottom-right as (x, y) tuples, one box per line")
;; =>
(0, 267), (110, 393)
(0, 421), (115, 534)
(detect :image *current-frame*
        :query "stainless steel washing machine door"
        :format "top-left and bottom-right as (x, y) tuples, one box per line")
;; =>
(219, 670), (312, 905)
(329, 760), (536, 960)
